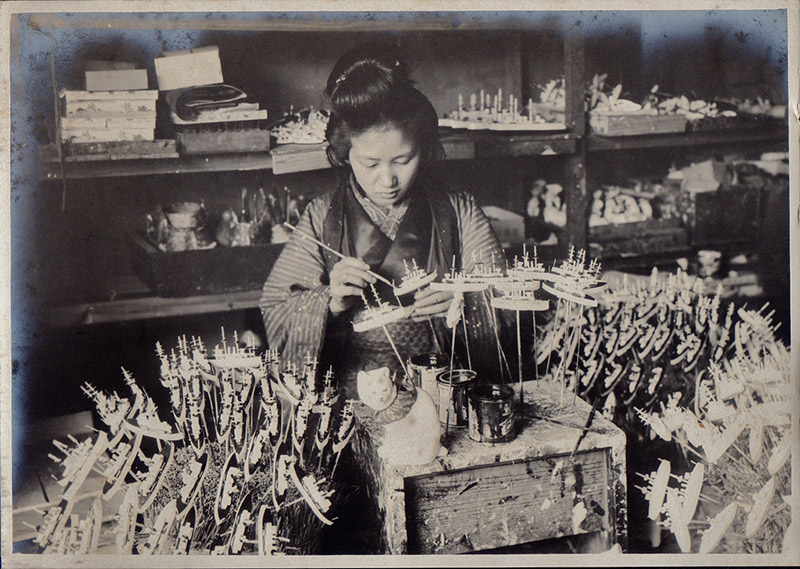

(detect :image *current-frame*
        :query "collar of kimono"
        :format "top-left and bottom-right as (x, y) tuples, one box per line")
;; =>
(374, 381), (417, 425)
(321, 169), (459, 277)
(350, 175), (411, 240)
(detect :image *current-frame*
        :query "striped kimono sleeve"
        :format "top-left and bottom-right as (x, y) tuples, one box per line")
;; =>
(452, 191), (507, 272)
(258, 197), (333, 366)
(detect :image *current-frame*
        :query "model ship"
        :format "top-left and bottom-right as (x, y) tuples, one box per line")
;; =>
(209, 328), (262, 369)
(33, 331), (361, 556)
(506, 244), (548, 283)
(439, 87), (566, 131)
(542, 246), (607, 307)
(352, 284), (409, 332)
(490, 286), (549, 311)
(430, 256), (492, 293)
(392, 258), (437, 297)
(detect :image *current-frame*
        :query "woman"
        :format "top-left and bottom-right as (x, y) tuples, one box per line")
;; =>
(259, 43), (506, 399)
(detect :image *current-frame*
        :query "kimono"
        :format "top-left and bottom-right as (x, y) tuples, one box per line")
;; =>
(259, 170), (506, 398)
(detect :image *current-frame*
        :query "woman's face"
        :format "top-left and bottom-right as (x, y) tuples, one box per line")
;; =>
(348, 125), (421, 208)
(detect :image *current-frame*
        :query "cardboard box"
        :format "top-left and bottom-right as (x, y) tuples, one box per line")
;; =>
(154, 45), (224, 91)
(84, 69), (149, 91)
(59, 127), (155, 143)
(60, 89), (159, 102)
(60, 113), (156, 130)
(481, 205), (525, 247)
(65, 98), (158, 115)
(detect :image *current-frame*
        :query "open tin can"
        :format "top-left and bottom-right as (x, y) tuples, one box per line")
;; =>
(407, 353), (448, 406)
(467, 383), (515, 443)
(436, 369), (476, 428)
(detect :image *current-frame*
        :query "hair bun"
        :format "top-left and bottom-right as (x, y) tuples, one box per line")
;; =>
(325, 42), (413, 105)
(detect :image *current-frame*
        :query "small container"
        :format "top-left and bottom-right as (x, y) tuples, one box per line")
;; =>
(697, 249), (722, 278)
(468, 384), (515, 443)
(407, 353), (448, 406)
(436, 369), (476, 428)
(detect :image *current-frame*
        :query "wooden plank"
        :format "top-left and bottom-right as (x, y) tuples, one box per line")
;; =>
(27, 13), (564, 33)
(406, 449), (609, 554)
(586, 127), (787, 152)
(40, 151), (274, 180)
(48, 289), (263, 327)
(563, 27), (585, 137)
(563, 149), (588, 256)
(474, 133), (577, 157)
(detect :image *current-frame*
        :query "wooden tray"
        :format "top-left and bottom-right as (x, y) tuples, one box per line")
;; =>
(589, 113), (688, 136)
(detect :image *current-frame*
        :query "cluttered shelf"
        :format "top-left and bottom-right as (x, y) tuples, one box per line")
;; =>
(585, 124), (786, 152)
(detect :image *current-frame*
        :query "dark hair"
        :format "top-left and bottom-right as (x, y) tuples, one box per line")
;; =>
(324, 43), (444, 167)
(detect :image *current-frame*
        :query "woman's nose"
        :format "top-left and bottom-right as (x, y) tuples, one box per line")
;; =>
(380, 166), (397, 187)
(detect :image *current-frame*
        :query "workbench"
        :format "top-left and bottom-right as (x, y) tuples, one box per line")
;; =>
(351, 379), (627, 554)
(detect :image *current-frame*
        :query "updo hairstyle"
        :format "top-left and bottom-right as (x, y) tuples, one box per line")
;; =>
(324, 43), (444, 167)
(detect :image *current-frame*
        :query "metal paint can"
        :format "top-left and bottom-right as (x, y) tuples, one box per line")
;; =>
(467, 384), (515, 443)
(436, 369), (476, 428)
(407, 353), (448, 406)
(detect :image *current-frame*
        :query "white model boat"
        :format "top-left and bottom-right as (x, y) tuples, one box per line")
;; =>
(209, 330), (262, 369)
(506, 244), (548, 282)
(393, 259), (437, 297)
(352, 286), (409, 332)
(490, 287), (549, 311)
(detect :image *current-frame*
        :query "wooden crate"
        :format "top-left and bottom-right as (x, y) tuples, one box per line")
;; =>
(689, 186), (761, 247)
(270, 143), (331, 174)
(589, 113), (687, 136)
(128, 234), (283, 297)
(351, 380), (627, 554)
(589, 218), (688, 259)
(176, 129), (271, 155)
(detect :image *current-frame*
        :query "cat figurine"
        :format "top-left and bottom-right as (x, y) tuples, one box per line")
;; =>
(357, 367), (447, 466)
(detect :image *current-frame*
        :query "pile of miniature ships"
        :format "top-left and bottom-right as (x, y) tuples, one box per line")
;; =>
(633, 315), (790, 554)
(353, 246), (607, 332)
(33, 332), (357, 555)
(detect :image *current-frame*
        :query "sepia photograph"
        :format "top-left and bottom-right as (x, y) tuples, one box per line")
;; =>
(1, 1), (797, 566)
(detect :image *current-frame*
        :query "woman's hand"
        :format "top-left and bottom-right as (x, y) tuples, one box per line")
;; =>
(329, 257), (376, 316)
(408, 286), (454, 322)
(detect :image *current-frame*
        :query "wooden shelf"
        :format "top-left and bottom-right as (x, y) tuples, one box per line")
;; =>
(48, 288), (263, 328)
(28, 13), (563, 33)
(39, 132), (578, 181)
(39, 150), (276, 180)
(586, 125), (787, 152)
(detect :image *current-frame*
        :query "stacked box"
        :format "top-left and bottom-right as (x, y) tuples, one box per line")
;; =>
(59, 87), (158, 144)
(155, 45), (270, 154)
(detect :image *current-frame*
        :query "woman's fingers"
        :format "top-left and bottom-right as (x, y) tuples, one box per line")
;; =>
(409, 288), (454, 319)
(330, 258), (376, 290)
(329, 257), (376, 315)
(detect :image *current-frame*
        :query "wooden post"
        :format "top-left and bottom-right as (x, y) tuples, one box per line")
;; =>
(563, 24), (588, 259)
